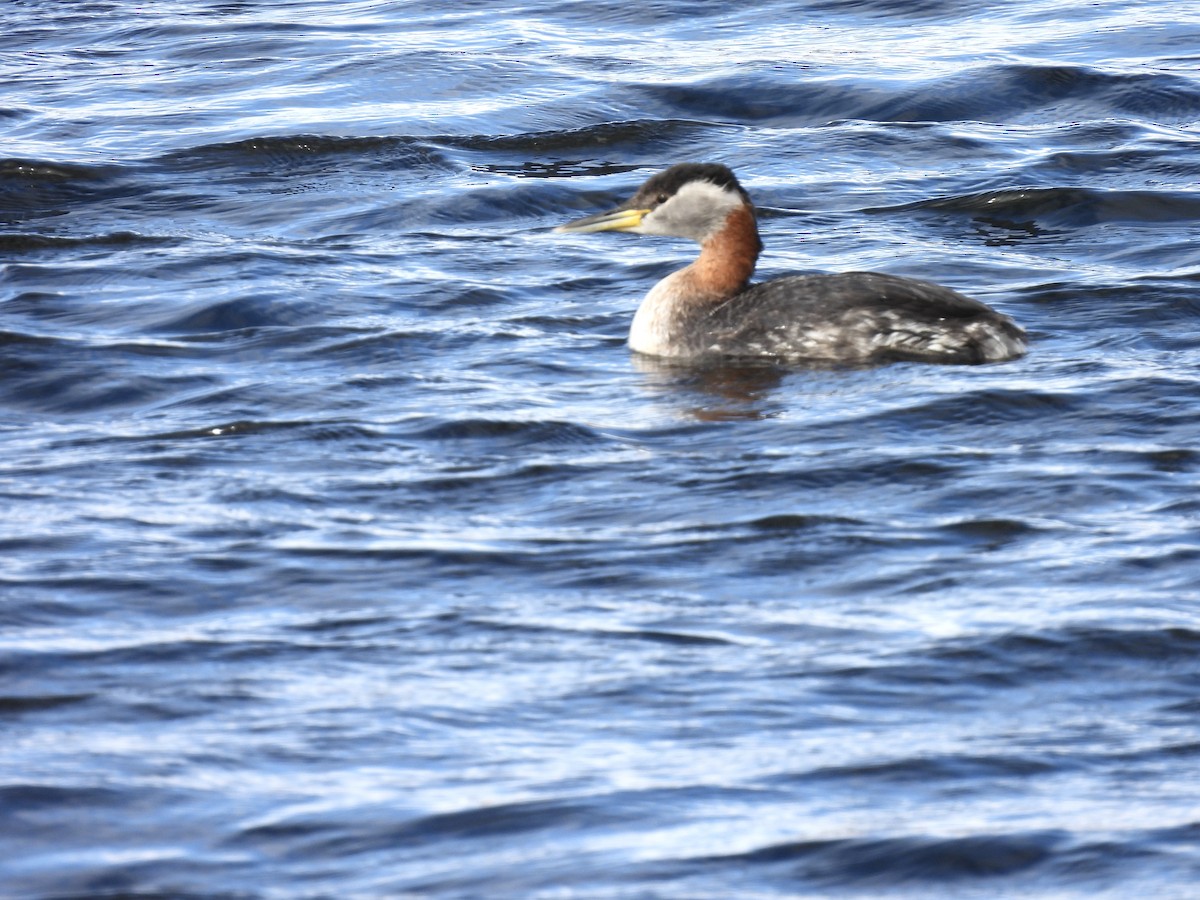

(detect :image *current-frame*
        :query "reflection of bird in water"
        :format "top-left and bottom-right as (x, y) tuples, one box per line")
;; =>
(630, 353), (786, 422)
(556, 163), (1026, 365)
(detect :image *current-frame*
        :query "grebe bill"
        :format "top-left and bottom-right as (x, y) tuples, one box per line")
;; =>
(555, 163), (1027, 365)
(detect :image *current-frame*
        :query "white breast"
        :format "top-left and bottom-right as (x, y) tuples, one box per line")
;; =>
(628, 272), (687, 357)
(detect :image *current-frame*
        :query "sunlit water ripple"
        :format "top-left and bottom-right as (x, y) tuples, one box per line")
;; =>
(3, 1), (1200, 897)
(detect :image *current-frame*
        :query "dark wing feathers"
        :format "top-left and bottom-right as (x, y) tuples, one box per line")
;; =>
(695, 272), (1024, 363)
(735, 272), (994, 320)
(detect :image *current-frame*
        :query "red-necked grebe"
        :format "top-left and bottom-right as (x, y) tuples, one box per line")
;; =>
(554, 162), (1026, 364)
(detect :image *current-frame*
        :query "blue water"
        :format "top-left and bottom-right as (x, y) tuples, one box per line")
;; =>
(4, 1), (1200, 896)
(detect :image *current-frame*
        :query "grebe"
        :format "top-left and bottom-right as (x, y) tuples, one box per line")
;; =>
(554, 163), (1026, 364)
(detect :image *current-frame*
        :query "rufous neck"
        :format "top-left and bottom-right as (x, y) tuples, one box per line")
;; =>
(690, 205), (761, 301)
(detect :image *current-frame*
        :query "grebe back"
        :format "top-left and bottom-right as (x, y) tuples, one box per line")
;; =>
(554, 163), (1026, 365)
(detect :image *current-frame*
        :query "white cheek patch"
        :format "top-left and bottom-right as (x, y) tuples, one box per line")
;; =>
(641, 180), (745, 242)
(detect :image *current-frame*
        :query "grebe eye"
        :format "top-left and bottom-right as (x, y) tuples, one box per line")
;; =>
(655, 193), (668, 205)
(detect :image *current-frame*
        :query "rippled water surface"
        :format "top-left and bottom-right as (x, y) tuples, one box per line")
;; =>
(4, 1), (1200, 896)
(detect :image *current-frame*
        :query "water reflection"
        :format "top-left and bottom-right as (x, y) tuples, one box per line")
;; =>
(631, 353), (790, 421)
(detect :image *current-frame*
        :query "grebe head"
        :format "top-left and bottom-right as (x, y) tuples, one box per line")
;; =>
(555, 162), (757, 245)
